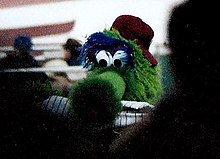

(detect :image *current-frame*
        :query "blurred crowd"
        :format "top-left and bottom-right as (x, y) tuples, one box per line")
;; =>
(1, 0), (219, 158)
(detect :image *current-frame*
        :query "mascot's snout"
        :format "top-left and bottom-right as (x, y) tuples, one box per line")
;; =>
(70, 70), (125, 124)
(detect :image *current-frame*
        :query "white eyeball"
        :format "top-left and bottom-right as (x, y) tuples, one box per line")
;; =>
(96, 50), (112, 67)
(113, 50), (128, 68)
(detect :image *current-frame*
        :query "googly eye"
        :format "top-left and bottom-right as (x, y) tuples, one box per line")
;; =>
(113, 50), (128, 68)
(96, 50), (113, 67)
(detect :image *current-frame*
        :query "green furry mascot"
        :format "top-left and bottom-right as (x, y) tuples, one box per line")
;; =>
(69, 15), (163, 124)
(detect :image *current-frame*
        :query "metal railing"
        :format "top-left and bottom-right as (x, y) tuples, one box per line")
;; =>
(42, 95), (153, 127)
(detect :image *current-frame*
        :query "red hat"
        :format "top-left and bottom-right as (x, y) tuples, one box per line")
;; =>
(111, 15), (158, 66)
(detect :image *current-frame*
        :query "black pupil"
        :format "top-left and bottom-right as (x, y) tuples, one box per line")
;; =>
(114, 59), (122, 68)
(99, 59), (107, 67)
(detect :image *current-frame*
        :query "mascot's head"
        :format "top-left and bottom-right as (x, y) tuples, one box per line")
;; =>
(81, 15), (157, 68)
(70, 15), (163, 124)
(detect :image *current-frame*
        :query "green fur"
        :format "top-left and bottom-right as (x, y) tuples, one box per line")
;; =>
(69, 71), (124, 124)
(127, 42), (163, 104)
(100, 29), (163, 104)
(98, 71), (126, 100)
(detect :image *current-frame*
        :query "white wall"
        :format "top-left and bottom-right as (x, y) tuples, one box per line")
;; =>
(69, 0), (186, 44)
(0, 0), (186, 50)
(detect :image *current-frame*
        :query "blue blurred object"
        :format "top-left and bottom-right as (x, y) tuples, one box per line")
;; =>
(13, 35), (33, 52)
(79, 32), (134, 68)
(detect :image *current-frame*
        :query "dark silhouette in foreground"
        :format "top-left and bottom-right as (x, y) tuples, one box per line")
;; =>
(108, 1), (220, 158)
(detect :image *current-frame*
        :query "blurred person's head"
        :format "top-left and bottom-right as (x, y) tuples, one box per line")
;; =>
(168, 0), (219, 95)
(13, 35), (33, 54)
(63, 38), (82, 61)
